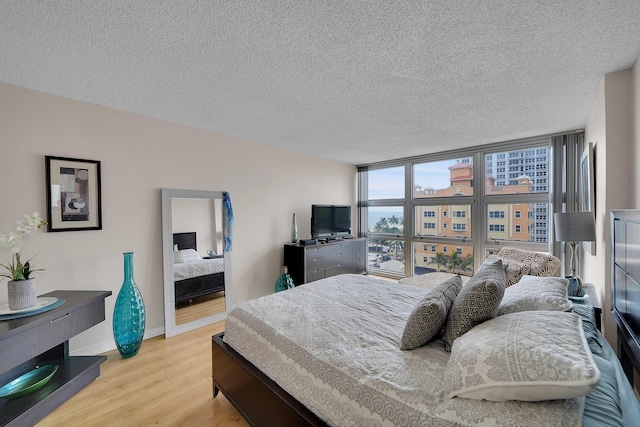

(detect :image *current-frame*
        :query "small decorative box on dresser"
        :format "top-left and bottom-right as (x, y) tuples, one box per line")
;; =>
(284, 238), (367, 286)
(0, 290), (111, 427)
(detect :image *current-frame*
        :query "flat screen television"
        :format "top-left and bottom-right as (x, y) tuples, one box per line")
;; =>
(311, 204), (351, 239)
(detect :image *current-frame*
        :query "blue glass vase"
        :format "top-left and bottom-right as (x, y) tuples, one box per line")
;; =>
(113, 252), (146, 358)
(275, 266), (295, 292)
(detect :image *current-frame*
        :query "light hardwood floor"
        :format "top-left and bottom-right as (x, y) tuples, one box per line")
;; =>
(36, 320), (249, 427)
(175, 293), (226, 325)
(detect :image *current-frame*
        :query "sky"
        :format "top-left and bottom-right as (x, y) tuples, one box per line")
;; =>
(368, 158), (472, 199)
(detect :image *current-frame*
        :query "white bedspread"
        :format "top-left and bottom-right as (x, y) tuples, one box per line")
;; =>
(173, 258), (224, 281)
(224, 274), (582, 427)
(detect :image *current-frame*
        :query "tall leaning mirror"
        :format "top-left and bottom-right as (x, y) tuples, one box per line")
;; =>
(161, 189), (232, 338)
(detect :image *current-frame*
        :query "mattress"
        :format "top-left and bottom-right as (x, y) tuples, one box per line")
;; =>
(173, 258), (224, 281)
(224, 274), (585, 427)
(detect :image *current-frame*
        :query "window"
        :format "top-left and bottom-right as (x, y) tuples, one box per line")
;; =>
(364, 165), (407, 277)
(414, 158), (473, 198)
(415, 205), (471, 239)
(367, 166), (404, 200)
(413, 242), (474, 275)
(367, 238), (405, 275)
(368, 206), (404, 234)
(487, 203), (549, 243)
(359, 137), (560, 280)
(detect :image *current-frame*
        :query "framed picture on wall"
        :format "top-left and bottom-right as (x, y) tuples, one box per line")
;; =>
(580, 142), (596, 255)
(45, 156), (102, 232)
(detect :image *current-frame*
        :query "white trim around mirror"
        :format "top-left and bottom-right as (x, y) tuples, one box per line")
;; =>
(161, 188), (231, 338)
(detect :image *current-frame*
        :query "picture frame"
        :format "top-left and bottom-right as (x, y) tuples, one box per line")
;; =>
(580, 142), (596, 255)
(45, 156), (102, 232)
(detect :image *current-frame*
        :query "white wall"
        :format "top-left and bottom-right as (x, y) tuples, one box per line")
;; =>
(0, 82), (356, 354)
(583, 58), (638, 346)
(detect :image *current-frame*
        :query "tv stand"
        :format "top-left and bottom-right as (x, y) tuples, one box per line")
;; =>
(284, 238), (366, 285)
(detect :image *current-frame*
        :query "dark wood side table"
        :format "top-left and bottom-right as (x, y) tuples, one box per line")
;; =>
(0, 290), (111, 427)
(570, 283), (602, 331)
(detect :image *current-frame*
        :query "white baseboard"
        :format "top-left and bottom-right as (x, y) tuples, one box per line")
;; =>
(70, 325), (166, 356)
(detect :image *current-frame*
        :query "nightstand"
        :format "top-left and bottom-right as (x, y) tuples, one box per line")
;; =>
(569, 283), (602, 331)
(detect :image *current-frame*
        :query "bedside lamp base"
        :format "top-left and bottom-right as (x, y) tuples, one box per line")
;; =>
(566, 275), (585, 297)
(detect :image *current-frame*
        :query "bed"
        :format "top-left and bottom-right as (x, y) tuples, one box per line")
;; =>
(173, 232), (225, 304)
(213, 236), (640, 426)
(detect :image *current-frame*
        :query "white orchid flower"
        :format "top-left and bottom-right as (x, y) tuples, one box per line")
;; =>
(0, 213), (46, 280)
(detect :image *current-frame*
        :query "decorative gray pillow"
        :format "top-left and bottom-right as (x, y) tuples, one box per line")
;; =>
(445, 311), (600, 401)
(400, 276), (463, 350)
(486, 254), (530, 286)
(442, 260), (506, 352)
(498, 275), (573, 316)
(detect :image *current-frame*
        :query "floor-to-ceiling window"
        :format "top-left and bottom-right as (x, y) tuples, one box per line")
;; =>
(358, 133), (580, 279)
(365, 166), (406, 276)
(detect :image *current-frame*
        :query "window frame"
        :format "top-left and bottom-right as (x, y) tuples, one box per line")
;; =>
(358, 133), (580, 279)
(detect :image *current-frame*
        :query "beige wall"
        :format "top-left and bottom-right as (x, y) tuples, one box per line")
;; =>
(0, 82), (356, 354)
(583, 57), (638, 346)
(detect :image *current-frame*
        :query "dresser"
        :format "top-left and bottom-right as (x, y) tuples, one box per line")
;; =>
(284, 238), (367, 286)
(0, 290), (111, 427)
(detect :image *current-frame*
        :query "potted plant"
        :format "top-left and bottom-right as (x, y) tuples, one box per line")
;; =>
(0, 213), (45, 310)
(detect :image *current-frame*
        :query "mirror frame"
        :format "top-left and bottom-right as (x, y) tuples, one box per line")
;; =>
(161, 188), (232, 338)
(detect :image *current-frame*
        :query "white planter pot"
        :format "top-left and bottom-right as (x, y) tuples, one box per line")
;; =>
(8, 279), (37, 310)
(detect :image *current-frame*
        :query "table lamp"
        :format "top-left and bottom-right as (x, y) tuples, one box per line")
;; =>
(554, 212), (596, 297)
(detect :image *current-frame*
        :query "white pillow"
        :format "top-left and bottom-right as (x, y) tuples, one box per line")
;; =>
(445, 311), (600, 402)
(173, 248), (201, 264)
(498, 275), (573, 316)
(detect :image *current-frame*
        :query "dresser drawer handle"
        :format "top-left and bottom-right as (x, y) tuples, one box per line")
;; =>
(50, 313), (71, 323)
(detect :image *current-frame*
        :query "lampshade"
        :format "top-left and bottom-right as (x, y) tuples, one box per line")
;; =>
(554, 212), (596, 242)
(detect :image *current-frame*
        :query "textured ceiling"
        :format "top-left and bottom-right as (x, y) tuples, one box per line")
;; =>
(2, 1), (640, 165)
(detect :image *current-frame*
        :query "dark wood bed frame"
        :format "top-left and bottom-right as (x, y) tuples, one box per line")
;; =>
(212, 210), (640, 425)
(173, 232), (225, 304)
(212, 333), (326, 426)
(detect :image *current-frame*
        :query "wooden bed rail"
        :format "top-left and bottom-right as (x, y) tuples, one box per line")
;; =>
(212, 333), (327, 426)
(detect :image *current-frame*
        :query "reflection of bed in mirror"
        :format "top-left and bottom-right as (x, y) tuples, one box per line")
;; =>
(173, 232), (224, 304)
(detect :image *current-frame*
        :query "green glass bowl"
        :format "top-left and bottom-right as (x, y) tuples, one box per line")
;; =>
(0, 365), (58, 399)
